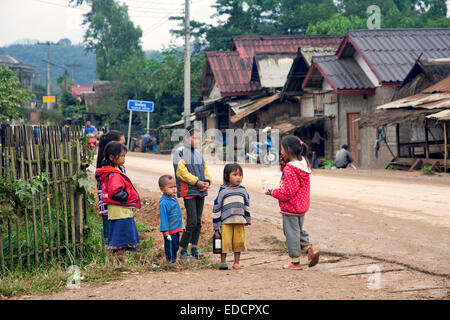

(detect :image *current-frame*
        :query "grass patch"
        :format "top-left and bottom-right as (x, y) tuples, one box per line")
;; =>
(262, 236), (288, 255)
(0, 208), (218, 297)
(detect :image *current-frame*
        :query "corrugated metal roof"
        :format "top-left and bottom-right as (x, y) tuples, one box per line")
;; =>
(422, 75), (450, 93)
(377, 92), (450, 109)
(306, 55), (374, 90)
(71, 85), (93, 99)
(232, 35), (344, 58)
(271, 116), (325, 134)
(281, 47), (339, 97)
(253, 53), (297, 88)
(342, 28), (450, 83)
(426, 109), (450, 120)
(204, 51), (262, 96)
(230, 93), (280, 123)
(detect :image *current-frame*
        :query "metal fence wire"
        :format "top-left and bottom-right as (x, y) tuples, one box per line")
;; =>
(0, 124), (90, 271)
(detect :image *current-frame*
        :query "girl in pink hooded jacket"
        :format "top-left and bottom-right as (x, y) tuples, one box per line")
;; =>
(266, 135), (319, 270)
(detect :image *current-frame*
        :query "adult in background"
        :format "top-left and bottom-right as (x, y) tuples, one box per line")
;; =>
(335, 144), (354, 169)
(85, 120), (98, 152)
(141, 132), (150, 152)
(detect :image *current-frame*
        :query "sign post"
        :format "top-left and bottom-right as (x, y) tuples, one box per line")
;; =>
(126, 100), (154, 150)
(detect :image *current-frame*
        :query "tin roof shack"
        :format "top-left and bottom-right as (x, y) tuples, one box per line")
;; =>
(70, 84), (93, 104)
(199, 35), (344, 135)
(0, 54), (36, 109)
(359, 76), (450, 172)
(81, 81), (114, 112)
(299, 28), (450, 169)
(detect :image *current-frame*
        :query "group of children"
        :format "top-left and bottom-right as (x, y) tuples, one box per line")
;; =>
(95, 125), (319, 270)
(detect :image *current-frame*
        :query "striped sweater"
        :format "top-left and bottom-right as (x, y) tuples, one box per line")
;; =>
(212, 185), (251, 230)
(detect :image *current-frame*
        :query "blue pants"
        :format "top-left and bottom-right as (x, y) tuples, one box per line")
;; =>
(164, 232), (180, 263)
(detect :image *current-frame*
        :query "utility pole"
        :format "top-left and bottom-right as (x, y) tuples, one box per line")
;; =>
(65, 63), (81, 82)
(184, 0), (191, 128)
(37, 41), (59, 109)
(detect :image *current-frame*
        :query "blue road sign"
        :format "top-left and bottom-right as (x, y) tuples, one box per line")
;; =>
(127, 100), (154, 112)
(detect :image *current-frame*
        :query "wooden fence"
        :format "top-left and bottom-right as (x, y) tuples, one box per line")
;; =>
(0, 124), (90, 271)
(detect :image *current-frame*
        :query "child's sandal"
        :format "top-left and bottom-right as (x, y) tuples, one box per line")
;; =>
(232, 263), (242, 270)
(307, 249), (320, 268)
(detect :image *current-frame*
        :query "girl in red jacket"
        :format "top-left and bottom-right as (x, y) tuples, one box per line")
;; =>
(96, 141), (140, 265)
(266, 135), (319, 270)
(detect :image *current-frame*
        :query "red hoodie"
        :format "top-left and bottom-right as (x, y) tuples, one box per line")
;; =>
(272, 159), (311, 217)
(96, 166), (141, 209)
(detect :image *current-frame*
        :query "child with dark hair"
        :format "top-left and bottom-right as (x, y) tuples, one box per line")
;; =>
(173, 125), (211, 259)
(96, 141), (140, 265)
(212, 163), (250, 270)
(158, 175), (185, 264)
(266, 135), (319, 270)
(95, 130), (126, 247)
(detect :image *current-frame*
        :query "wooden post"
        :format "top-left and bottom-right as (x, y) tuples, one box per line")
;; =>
(66, 134), (76, 256)
(10, 145), (22, 270)
(35, 143), (47, 263)
(20, 144), (31, 268)
(396, 123), (400, 157)
(49, 127), (61, 257)
(445, 121), (448, 172)
(424, 120), (429, 159)
(25, 128), (39, 265)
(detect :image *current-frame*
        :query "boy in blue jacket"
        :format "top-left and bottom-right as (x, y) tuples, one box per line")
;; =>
(159, 175), (185, 263)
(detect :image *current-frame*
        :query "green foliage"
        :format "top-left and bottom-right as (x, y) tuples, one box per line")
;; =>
(307, 13), (365, 35)
(319, 158), (335, 170)
(0, 66), (30, 121)
(0, 173), (48, 220)
(171, 0), (450, 51)
(82, 0), (144, 80)
(421, 166), (435, 175)
(39, 108), (65, 125)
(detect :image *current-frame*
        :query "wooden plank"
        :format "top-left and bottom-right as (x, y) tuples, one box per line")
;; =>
(19, 144), (31, 268)
(445, 121), (448, 172)
(67, 137), (76, 256)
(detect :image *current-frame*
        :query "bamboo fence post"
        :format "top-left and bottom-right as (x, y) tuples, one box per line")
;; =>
(25, 128), (39, 265)
(42, 126), (54, 259)
(50, 127), (61, 257)
(20, 143), (31, 268)
(5, 145), (14, 270)
(66, 132), (76, 256)
(58, 129), (70, 255)
(445, 121), (448, 172)
(35, 139), (47, 263)
(10, 145), (23, 270)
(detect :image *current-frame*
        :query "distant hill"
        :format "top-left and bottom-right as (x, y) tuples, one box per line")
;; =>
(0, 41), (96, 93)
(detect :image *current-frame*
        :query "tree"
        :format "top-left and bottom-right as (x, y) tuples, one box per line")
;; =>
(79, 0), (144, 80)
(306, 14), (365, 35)
(0, 66), (30, 121)
(170, 0), (340, 51)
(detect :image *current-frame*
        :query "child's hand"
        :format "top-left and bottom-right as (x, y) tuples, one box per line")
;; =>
(163, 231), (169, 237)
(265, 188), (273, 196)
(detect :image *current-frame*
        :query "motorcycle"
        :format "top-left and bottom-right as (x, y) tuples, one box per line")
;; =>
(247, 127), (279, 164)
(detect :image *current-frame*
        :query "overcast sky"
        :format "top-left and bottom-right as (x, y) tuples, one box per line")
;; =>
(0, 0), (218, 51)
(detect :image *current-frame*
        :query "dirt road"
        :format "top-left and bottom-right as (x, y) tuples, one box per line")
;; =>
(23, 152), (450, 300)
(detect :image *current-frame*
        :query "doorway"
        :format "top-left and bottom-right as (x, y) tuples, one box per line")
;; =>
(347, 113), (360, 166)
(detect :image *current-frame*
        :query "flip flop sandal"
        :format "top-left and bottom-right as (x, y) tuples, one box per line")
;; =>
(232, 264), (242, 270)
(308, 250), (320, 268)
(219, 262), (228, 270)
(283, 263), (303, 270)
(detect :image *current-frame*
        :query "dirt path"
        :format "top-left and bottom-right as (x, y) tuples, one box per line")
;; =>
(18, 153), (450, 300)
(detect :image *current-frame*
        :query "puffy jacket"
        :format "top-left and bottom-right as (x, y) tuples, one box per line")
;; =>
(172, 143), (211, 198)
(96, 166), (141, 209)
(272, 159), (311, 216)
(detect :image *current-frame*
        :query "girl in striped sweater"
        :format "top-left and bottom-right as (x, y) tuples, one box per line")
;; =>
(213, 163), (251, 270)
